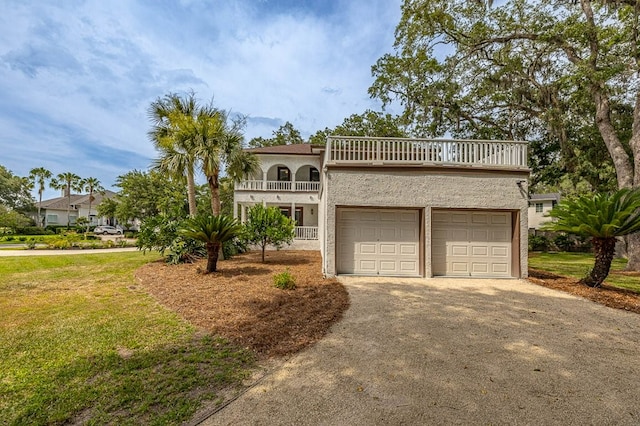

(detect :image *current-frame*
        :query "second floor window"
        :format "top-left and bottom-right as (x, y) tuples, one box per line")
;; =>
(535, 203), (543, 213)
(277, 167), (290, 182)
(310, 168), (320, 182)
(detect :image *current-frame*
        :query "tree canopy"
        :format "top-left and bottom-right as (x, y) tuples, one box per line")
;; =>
(248, 121), (305, 148)
(308, 109), (408, 145)
(0, 165), (34, 213)
(370, 0), (638, 190)
(370, 0), (640, 268)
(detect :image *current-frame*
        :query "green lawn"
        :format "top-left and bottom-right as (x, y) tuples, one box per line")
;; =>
(0, 252), (255, 425)
(529, 252), (640, 293)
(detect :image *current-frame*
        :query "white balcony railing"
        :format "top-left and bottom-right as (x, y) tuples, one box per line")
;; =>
(295, 226), (318, 240)
(235, 180), (320, 192)
(295, 181), (320, 191)
(326, 136), (528, 169)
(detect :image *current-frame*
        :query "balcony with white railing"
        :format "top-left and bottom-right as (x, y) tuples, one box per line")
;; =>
(326, 136), (528, 169)
(295, 226), (318, 240)
(235, 180), (320, 192)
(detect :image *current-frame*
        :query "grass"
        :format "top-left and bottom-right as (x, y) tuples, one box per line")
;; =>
(0, 252), (255, 425)
(529, 252), (640, 293)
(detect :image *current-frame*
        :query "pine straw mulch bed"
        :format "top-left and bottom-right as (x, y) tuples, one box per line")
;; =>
(528, 268), (640, 314)
(135, 250), (350, 358)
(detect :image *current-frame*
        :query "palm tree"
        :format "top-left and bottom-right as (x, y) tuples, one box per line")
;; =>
(543, 188), (640, 287)
(149, 92), (199, 216)
(50, 172), (82, 229)
(180, 215), (242, 272)
(194, 107), (259, 215)
(81, 177), (104, 232)
(29, 167), (52, 227)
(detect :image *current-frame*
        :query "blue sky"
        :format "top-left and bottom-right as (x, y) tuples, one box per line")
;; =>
(0, 0), (401, 200)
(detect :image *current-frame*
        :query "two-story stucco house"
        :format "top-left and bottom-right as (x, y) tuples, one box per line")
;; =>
(233, 144), (322, 250)
(527, 193), (560, 230)
(235, 136), (530, 278)
(36, 190), (118, 228)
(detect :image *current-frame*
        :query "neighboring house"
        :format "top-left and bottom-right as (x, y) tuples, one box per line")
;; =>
(528, 193), (560, 230)
(235, 136), (530, 278)
(234, 144), (322, 250)
(36, 190), (118, 228)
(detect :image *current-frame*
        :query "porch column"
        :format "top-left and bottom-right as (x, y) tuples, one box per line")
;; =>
(240, 204), (246, 223)
(291, 171), (296, 192)
(233, 201), (239, 219)
(291, 202), (297, 239)
(262, 168), (267, 190)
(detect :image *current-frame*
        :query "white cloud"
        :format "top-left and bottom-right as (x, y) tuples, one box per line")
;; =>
(0, 0), (402, 198)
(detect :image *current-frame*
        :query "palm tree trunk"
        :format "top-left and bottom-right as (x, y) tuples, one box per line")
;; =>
(582, 237), (617, 287)
(66, 186), (72, 229)
(187, 167), (197, 217)
(37, 190), (43, 227)
(207, 174), (221, 216)
(87, 191), (93, 235)
(206, 242), (220, 273)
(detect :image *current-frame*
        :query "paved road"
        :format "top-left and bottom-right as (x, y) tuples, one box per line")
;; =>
(199, 277), (640, 425)
(0, 247), (139, 256)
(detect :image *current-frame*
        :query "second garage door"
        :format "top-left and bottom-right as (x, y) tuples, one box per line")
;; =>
(432, 210), (513, 277)
(336, 208), (420, 276)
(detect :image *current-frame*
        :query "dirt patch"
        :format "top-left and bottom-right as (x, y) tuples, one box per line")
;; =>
(135, 251), (350, 358)
(528, 268), (640, 314)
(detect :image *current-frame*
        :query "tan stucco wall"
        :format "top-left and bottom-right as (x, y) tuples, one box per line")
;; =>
(322, 167), (529, 278)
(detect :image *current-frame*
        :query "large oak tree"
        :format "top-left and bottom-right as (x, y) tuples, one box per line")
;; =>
(370, 0), (640, 268)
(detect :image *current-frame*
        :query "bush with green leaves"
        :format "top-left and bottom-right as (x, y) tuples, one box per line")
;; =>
(528, 234), (550, 252)
(222, 237), (249, 260)
(273, 269), (296, 290)
(543, 188), (640, 287)
(243, 205), (295, 262)
(180, 215), (242, 272)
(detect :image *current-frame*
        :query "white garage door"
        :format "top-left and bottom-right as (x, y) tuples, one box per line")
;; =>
(432, 210), (512, 277)
(336, 208), (420, 276)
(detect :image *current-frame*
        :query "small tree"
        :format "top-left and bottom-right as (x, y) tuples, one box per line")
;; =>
(543, 189), (640, 287)
(243, 205), (295, 262)
(180, 215), (242, 272)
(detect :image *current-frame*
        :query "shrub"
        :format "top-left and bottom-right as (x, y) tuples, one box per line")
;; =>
(124, 231), (136, 239)
(48, 239), (71, 250)
(18, 236), (27, 242)
(273, 269), (296, 290)
(4, 236), (14, 241)
(165, 237), (206, 265)
(222, 237), (249, 260)
(528, 235), (550, 252)
(16, 226), (49, 235)
(553, 233), (574, 252)
(26, 239), (37, 250)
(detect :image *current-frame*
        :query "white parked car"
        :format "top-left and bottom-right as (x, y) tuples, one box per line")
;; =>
(93, 225), (122, 235)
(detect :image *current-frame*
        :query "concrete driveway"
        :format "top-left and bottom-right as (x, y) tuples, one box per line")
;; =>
(200, 277), (640, 425)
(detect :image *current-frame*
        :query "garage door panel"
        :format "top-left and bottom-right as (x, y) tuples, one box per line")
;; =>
(337, 208), (420, 276)
(471, 229), (489, 241)
(359, 243), (377, 254)
(452, 230), (468, 240)
(492, 263), (509, 274)
(471, 213), (489, 224)
(471, 263), (489, 273)
(451, 262), (470, 273)
(451, 245), (468, 256)
(400, 244), (417, 255)
(432, 210), (512, 277)
(451, 213), (469, 224)
(379, 244), (397, 254)
(471, 246), (488, 256)
(491, 246), (509, 257)
(358, 260), (377, 271)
